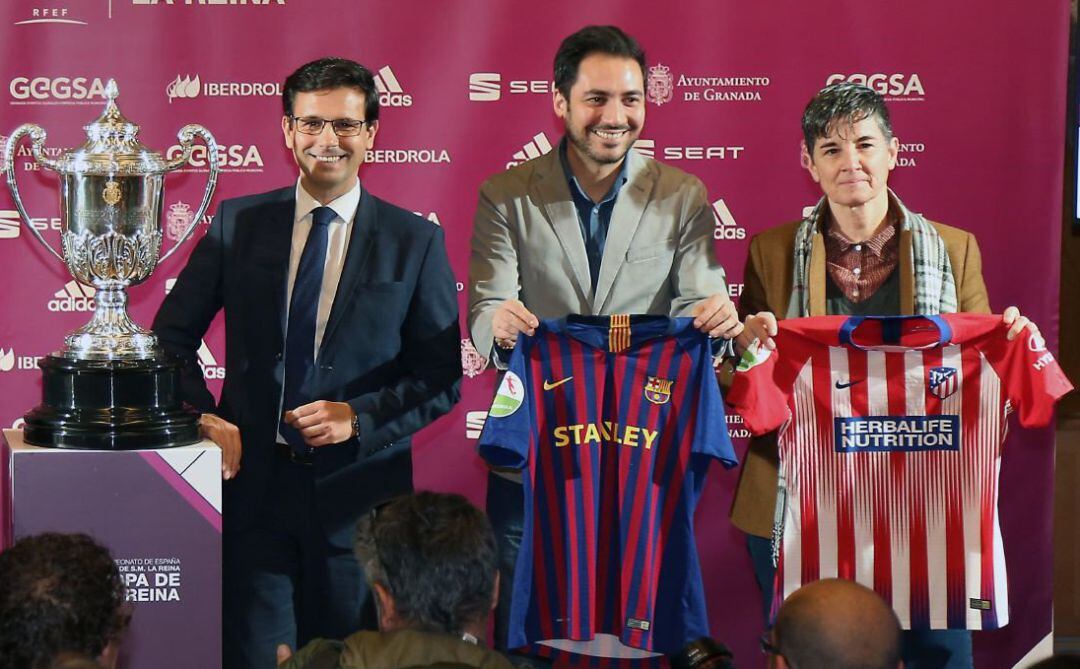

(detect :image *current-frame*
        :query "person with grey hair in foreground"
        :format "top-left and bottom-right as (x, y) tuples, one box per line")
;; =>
(277, 492), (513, 669)
(763, 578), (902, 669)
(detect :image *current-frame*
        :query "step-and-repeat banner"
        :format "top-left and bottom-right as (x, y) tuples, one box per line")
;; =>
(0, 1), (1068, 666)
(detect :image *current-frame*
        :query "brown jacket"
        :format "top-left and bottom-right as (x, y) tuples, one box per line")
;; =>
(729, 218), (991, 537)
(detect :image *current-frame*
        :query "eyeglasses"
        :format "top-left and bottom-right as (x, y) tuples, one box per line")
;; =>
(289, 115), (370, 137)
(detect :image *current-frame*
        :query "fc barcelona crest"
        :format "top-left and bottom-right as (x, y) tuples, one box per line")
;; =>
(928, 366), (959, 400)
(644, 376), (673, 405)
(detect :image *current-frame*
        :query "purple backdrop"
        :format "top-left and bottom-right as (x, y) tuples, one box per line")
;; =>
(0, 1), (1068, 666)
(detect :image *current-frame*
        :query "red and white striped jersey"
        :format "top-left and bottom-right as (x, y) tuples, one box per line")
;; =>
(727, 314), (1073, 630)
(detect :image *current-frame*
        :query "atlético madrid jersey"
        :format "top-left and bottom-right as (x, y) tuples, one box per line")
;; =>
(478, 315), (737, 654)
(727, 314), (1073, 630)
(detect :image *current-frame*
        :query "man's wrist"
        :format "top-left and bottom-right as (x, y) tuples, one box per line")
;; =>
(350, 409), (360, 439)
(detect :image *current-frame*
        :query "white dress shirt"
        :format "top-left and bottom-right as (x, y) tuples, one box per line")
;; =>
(286, 178), (360, 359)
(276, 178), (360, 443)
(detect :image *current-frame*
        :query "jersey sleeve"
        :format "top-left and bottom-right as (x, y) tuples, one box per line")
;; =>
(979, 322), (1074, 428)
(691, 337), (738, 468)
(726, 338), (791, 435)
(477, 346), (534, 469)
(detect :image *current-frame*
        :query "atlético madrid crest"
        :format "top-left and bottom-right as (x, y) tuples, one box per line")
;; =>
(647, 64), (674, 106)
(928, 366), (959, 399)
(644, 376), (673, 405)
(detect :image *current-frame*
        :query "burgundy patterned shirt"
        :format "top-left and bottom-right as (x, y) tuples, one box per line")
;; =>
(823, 219), (899, 303)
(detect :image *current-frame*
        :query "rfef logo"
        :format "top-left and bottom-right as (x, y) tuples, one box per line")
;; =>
(13, 4), (89, 26)
(48, 280), (95, 312)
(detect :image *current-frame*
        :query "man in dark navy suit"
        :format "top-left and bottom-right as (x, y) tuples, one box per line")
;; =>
(153, 57), (462, 669)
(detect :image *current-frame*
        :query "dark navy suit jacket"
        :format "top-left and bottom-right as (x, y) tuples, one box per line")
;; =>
(153, 185), (462, 546)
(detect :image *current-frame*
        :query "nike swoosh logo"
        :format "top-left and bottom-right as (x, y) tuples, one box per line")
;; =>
(835, 379), (863, 389)
(543, 377), (573, 391)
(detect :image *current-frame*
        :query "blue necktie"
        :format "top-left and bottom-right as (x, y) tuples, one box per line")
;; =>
(280, 206), (335, 451)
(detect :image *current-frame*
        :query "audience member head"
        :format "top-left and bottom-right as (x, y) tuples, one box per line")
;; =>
(0, 533), (130, 669)
(354, 492), (498, 641)
(768, 578), (901, 669)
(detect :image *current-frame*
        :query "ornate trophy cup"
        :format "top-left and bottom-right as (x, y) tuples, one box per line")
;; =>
(3, 80), (219, 449)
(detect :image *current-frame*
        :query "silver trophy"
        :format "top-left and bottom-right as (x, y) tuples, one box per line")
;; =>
(2, 80), (218, 449)
(3, 79), (218, 360)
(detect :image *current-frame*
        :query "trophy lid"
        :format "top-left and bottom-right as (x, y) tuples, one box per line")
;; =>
(51, 79), (172, 176)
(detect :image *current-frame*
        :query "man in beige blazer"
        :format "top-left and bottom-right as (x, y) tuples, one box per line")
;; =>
(733, 82), (1035, 669)
(467, 25), (741, 654)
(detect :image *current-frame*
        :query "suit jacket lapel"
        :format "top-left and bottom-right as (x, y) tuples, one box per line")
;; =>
(320, 189), (377, 357)
(593, 151), (652, 312)
(252, 193), (296, 347)
(533, 151), (592, 304)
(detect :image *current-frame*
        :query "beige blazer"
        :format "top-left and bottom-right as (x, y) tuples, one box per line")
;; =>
(729, 218), (992, 537)
(468, 147), (727, 360)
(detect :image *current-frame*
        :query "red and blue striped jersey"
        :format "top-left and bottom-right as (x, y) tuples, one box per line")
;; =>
(727, 314), (1073, 630)
(478, 315), (736, 655)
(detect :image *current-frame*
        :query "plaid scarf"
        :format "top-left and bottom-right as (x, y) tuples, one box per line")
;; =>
(785, 190), (957, 317)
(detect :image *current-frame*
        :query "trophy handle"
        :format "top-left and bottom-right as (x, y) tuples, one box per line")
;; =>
(159, 124), (219, 264)
(3, 124), (64, 262)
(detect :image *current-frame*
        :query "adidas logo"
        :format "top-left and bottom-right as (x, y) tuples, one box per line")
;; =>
(506, 132), (553, 168)
(0, 210), (20, 239)
(0, 348), (14, 372)
(465, 411), (488, 439)
(197, 341), (226, 380)
(711, 199), (746, 241)
(632, 138), (655, 158)
(48, 280), (95, 312)
(373, 66), (413, 107)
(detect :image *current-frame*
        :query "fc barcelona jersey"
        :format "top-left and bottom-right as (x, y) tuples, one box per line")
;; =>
(478, 315), (736, 654)
(727, 314), (1073, 630)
